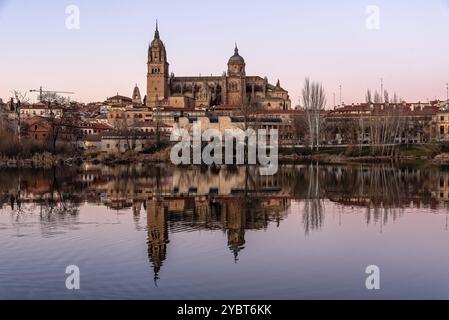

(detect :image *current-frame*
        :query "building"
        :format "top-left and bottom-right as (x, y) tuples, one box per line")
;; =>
(20, 103), (63, 119)
(22, 116), (52, 141)
(22, 116), (74, 143)
(146, 24), (291, 110)
(132, 121), (172, 135)
(105, 94), (133, 106)
(174, 111), (302, 148)
(326, 103), (438, 145)
(132, 85), (143, 105)
(79, 135), (102, 152)
(100, 130), (153, 154)
(433, 110), (449, 142)
(107, 106), (153, 127)
(78, 122), (112, 136)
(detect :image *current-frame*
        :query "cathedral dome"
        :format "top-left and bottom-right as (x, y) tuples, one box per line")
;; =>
(151, 38), (165, 48)
(150, 22), (166, 49)
(228, 45), (245, 65)
(150, 31), (165, 48)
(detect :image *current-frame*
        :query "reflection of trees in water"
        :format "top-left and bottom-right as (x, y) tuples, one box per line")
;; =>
(303, 163), (324, 235)
(282, 163), (438, 233)
(327, 164), (418, 226)
(0, 167), (82, 234)
(2, 163), (449, 278)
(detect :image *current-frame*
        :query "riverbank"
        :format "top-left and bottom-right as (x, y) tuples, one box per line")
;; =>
(279, 144), (441, 164)
(0, 144), (446, 168)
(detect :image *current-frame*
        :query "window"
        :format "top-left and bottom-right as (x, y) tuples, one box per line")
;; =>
(107, 144), (110, 148)
(441, 126), (445, 135)
(441, 116), (445, 121)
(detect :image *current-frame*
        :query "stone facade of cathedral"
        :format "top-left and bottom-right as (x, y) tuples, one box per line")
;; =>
(146, 25), (291, 110)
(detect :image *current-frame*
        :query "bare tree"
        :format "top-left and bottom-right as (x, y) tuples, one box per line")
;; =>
(302, 78), (326, 151)
(365, 89), (372, 103)
(368, 107), (404, 156)
(40, 92), (71, 155)
(292, 113), (308, 145)
(373, 91), (382, 103)
(115, 118), (134, 153)
(11, 90), (29, 143)
(393, 92), (399, 104)
(0, 99), (14, 133)
(384, 90), (390, 104)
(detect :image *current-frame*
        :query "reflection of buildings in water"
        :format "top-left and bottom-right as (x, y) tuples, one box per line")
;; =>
(91, 165), (296, 211)
(146, 199), (169, 285)
(6, 164), (449, 247)
(145, 197), (290, 281)
(325, 165), (439, 208)
(4, 164), (449, 211)
(221, 200), (246, 263)
(432, 169), (449, 203)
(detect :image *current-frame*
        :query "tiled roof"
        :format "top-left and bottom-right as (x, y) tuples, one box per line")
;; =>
(107, 95), (133, 102)
(78, 122), (112, 130)
(132, 121), (171, 128)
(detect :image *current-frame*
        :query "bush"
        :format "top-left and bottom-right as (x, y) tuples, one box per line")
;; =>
(0, 130), (50, 158)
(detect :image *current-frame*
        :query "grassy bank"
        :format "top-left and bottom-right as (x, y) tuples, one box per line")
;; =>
(279, 144), (441, 164)
(0, 143), (446, 168)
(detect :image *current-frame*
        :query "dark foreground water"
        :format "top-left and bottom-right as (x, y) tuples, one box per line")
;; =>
(1, 163), (449, 300)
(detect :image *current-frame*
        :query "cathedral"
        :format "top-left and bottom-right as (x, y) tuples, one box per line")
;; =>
(146, 24), (291, 110)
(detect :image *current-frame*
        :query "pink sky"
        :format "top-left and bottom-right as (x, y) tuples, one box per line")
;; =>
(1, 0), (448, 107)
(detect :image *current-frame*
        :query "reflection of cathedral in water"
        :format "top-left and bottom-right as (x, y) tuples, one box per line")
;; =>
(146, 200), (169, 284)
(6, 163), (449, 280)
(145, 197), (290, 281)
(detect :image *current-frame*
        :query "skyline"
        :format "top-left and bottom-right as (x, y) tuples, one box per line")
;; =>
(1, 0), (449, 106)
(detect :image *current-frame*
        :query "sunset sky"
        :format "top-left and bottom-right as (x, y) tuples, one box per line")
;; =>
(1, 0), (449, 106)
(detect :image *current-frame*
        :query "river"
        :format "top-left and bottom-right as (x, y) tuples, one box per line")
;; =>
(1, 163), (449, 299)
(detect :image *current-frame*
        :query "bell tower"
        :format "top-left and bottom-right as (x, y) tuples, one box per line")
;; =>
(226, 44), (246, 106)
(147, 22), (169, 107)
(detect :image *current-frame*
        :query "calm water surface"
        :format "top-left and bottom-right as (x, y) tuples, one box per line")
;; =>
(1, 164), (449, 299)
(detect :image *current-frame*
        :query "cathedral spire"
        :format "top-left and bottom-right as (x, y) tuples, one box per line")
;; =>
(154, 20), (160, 39)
